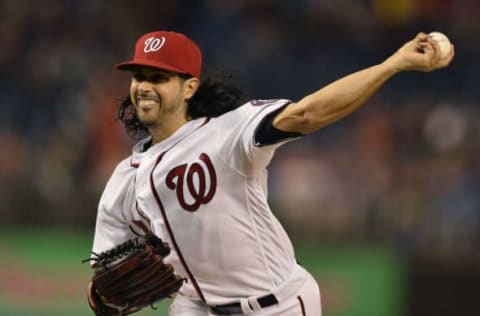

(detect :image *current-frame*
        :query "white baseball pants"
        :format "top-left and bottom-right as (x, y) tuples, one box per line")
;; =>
(168, 265), (321, 316)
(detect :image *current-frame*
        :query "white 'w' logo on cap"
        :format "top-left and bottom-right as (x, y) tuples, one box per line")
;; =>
(144, 36), (166, 53)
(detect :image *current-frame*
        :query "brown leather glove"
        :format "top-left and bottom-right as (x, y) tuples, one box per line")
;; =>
(86, 233), (184, 316)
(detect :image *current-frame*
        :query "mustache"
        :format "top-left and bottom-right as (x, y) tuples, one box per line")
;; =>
(135, 91), (160, 102)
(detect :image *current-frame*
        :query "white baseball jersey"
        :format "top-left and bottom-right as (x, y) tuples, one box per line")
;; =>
(92, 99), (300, 305)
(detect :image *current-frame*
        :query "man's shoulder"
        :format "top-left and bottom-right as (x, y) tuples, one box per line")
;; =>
(215, 99), (291, 120)
(110, 155), (137, 175)
(111, 136), (151, 172)
(248, 99), (290, 107)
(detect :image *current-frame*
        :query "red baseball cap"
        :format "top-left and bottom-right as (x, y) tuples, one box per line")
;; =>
(116, 31), (202, 78)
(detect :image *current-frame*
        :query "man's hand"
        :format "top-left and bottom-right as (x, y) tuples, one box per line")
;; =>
(385, 32), (455, 73)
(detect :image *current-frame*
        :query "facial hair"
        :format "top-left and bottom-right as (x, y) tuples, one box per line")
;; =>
(135, 91), (162, 128)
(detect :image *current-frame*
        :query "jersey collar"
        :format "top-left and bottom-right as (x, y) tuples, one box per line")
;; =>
(130, 118), (208, 166)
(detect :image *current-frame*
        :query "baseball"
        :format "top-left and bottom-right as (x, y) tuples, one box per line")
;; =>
(429, 32), (452, 59)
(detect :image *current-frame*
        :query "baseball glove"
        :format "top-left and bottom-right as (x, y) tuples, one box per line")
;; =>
(85, 232), (184, 316)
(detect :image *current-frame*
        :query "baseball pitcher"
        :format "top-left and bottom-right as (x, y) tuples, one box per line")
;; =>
(86, 30), (454, 315)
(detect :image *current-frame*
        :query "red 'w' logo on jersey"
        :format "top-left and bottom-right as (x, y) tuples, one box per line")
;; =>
(165, 153), (217, 212)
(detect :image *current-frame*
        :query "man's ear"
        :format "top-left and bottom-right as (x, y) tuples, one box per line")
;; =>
(184, 77), (200, 100)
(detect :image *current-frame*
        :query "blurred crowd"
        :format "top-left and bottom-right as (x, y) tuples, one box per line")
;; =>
(0, 0), (479, 261)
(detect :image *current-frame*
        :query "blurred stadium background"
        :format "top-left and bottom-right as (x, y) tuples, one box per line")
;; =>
(0, 0), (479, 315)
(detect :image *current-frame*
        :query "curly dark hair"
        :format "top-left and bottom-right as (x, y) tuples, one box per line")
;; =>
(118, 74), (246, 139)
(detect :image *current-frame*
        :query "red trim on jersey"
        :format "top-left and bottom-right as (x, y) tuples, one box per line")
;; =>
(135, 203), (151, 222)
(149, 152), (207, 303)
(200, 117), (210, 126)
(132, 202), (151, 234)
(132, 220), (149, 234)
(130, 159), (140, 168)
(297, 296), (306, 316)
(130, 118), (209, 169)
(145, 118), (211, 303)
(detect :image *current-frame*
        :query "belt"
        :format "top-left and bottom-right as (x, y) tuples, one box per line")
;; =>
(209, 294), (278, 315)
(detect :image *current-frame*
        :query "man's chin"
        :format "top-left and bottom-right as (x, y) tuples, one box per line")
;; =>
(138, 114), (158, 126)
(140, 120), (157, 128)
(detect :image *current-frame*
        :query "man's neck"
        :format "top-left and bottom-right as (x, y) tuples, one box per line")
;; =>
(149, 116), (189, 145)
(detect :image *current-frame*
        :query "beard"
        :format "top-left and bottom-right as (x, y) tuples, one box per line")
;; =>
(136, 109), (159, 127)
(132, 89), (186, 130)
(134, 92), (162, 127)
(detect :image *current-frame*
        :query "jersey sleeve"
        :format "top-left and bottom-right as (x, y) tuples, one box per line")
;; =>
(91, 159), (137, 256)
(215, 99), (301, 173)
(254, 106), (303, 146)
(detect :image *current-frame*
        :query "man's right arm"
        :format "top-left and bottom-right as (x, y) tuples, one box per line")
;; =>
(272, 32), (454, 135)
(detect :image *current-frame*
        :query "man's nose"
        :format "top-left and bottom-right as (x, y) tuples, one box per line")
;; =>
(137, 80), (154, 92)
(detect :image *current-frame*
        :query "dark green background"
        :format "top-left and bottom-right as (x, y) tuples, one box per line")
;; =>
(0, 229), (404, 316)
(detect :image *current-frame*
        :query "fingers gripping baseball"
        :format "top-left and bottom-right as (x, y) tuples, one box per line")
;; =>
(387, 32), (454, 72)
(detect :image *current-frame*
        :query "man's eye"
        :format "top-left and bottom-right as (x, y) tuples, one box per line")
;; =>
(133, 73), (168, 83)
(151, 75), (168, 83)
(133, 73), (145, 81)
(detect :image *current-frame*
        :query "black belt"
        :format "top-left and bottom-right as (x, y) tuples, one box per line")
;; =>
(209, 294), (278, 315)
